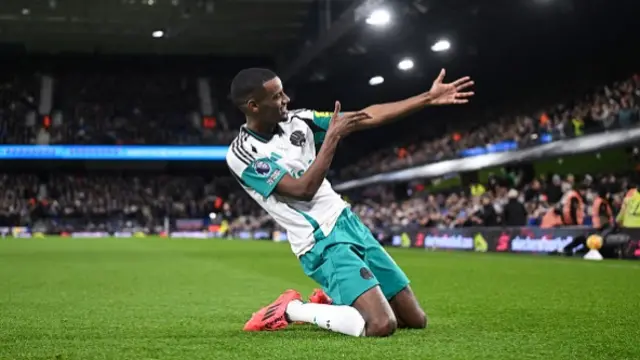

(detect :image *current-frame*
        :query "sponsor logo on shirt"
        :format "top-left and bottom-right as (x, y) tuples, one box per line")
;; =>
(254, 160), (271, 176)
(267, 169), (282, 185)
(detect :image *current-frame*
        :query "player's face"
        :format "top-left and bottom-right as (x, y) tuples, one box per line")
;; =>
(252, 77), (290, 125)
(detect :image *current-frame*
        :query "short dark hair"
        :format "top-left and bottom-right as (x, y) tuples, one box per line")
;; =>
(230, 68), (277, 107)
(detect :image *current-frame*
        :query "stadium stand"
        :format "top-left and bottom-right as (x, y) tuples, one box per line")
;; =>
(337, 75), (640, 180)
(0, 65), (638, 238)
(2, 72), (636, 171)
(0, 169), (632, 236)
(0, 74), (40, 144)
(349, 172), (629, 231)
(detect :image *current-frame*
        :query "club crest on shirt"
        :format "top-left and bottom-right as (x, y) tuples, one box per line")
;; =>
(290, 130), (306, 147)
(254, 160), (271, 176)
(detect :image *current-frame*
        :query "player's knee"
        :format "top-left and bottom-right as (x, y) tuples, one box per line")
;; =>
(414, 310), (428, 329)
(399, 309), (427, 329)
(366, 315), (398, 337)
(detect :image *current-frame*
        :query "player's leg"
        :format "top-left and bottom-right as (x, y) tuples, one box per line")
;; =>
(308, 286), (425, 329)
(297, 241), (397, 337)
(284, 296), (367, 336)
(365, 246), (427, 329)
(243, 288), (367, 336)
(339, 208), (428, 329)
(351, 284), (398, 336)
(285, 285), (396, 337)
(389, 285), (427, 329)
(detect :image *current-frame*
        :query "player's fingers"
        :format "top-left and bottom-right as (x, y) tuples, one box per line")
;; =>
(456, 81), (474, 92)
(454, 99), (469, 104)
(456, 91), (475, 98)
(333, 101), (341, 118)
(435, 68), (446, 83)
(452, 77), (472, 87)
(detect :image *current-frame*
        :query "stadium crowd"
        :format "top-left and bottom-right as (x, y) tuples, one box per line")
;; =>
(0, 71), (638, 236)
(350, 172), (628, 232)
(337, 74), (640, 180)
(1, 73), (638, 174)
(0, 74), (239, 146)
(0, 169), (631, 236)
(0, 173), (240, 233)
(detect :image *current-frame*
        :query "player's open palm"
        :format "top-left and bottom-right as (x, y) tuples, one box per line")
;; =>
(428, 68), (475, 105)
(327, 101), (372, 138)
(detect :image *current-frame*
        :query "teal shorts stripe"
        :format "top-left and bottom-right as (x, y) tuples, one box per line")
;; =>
(290, 206), (324, 242)
(300, 208), (410, 306)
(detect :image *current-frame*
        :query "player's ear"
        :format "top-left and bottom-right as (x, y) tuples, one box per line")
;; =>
(246, 99), (259, 114)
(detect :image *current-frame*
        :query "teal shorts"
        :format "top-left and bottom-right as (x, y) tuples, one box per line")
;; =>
(300, 208), (410, 306)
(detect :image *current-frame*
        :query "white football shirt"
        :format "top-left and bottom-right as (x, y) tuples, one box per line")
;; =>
(226, 109), (348, 257)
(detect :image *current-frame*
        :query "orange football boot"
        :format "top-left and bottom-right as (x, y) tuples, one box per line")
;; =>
(308, 288), (333, 305)
(243, 289), (302, 331)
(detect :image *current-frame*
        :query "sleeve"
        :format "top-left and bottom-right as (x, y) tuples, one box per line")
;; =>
(226, 143), (287, 198)
(290, 109), (337, 145)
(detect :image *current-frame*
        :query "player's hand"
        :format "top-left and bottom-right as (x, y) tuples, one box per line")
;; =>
(428, 69), (475, 105)
(326, 101), (372, 138)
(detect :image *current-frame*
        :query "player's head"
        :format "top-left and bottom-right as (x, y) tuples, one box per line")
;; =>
(230, 68), (290, 125)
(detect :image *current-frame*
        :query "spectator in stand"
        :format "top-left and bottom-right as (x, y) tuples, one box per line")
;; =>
(547, 175), (564, 204)
(503, 189), (528, 226)
(523, 178), (542, 202)
(475, 195), (499, 226)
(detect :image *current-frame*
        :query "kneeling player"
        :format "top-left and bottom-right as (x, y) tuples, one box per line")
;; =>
(226, 68), (474, 337)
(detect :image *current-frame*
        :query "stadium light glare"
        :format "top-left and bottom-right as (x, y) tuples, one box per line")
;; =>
(152, 30), (164, 38)
(398, 58), (414, 71)
(369, 76), (384, 86)
(431, 39), (451, 52)
(366, 9), (391, 26)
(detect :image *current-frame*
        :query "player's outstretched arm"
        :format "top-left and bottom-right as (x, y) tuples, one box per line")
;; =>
(350, 68), (474, 132)
(276, 101), (371, 201)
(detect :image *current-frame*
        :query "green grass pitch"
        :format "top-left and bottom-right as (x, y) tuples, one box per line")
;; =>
(1, 237), (639, 360)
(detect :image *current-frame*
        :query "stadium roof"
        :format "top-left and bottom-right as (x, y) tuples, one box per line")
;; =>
(292, 0), (640, 87)
(0, 0), (352, 55)
(282, 0), (640, 167)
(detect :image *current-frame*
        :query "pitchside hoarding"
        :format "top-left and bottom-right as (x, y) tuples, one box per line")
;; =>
(2, 226), (639, 259)
(389, 227), (640, 259)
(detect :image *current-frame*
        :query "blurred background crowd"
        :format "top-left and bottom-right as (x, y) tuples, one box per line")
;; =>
(2, 68), (638, 235)
(2, 61), (640, 236)
(0, 73), (239, 146)
(336, 74), (640, 180)
(2, 73), (639, 172)
(0, 168), (634, 235)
